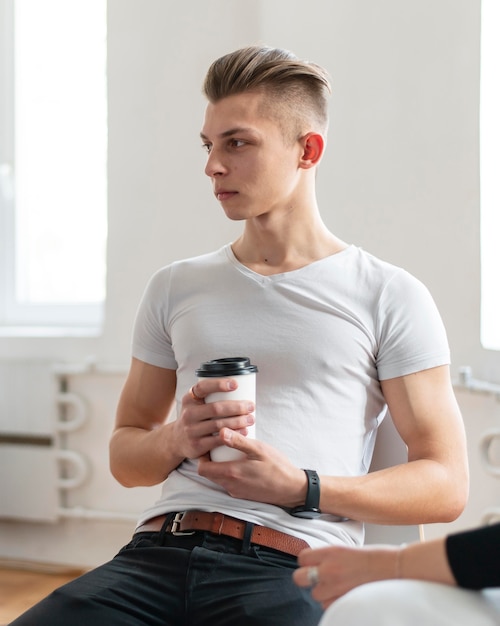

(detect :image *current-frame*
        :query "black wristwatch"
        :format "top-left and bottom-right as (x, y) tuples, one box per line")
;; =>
(290, 469), (321, 519)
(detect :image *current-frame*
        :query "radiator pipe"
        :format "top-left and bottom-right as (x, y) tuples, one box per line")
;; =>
(57, 506), (138, 523)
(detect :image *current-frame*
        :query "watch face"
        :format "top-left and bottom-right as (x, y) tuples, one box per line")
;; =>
(290, 507), (322, 519)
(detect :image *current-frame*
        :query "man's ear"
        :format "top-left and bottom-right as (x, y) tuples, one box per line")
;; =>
(299, 132), (325, 169)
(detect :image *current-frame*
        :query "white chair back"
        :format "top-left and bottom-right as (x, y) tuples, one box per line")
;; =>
(364, 414), (423, 544)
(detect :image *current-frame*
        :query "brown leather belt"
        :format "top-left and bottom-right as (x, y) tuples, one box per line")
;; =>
(135, 511), (309, 557)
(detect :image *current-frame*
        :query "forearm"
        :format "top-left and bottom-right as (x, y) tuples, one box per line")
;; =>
(331, 539), (456, 587)
(319, 459), (467, 524)
(294, 536), (457, 607)
(399, 538), (456, 585)
(313, 540), (455, 587)
(109, 423), (184, 487)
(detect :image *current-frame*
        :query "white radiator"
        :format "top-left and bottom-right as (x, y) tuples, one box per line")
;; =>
(455, 366), (500, 525)
(0, 360), (87, 522)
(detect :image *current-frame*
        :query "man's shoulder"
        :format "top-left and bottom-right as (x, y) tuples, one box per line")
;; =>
(141, 246), (230, 298)
(152, 245), (229, 278)
(351, 246), (402, 272)
(342, 246), (410, 285)
(341, 247), (431, 309)
(173, 245), (228, 268)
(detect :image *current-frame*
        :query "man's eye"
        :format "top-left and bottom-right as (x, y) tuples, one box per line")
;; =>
(201, 143), (212, 154)
(230, 139), (245, 148)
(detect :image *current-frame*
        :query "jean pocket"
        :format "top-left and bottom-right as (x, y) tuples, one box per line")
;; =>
(252, 545), (299, 570)
(116, 532), (159, 555)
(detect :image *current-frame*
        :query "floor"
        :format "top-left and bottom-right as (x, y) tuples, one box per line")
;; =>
(0, 567), (83, 624)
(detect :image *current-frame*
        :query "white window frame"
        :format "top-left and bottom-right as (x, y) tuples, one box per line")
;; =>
(480, 0), (500, 351)
(0, 0), (106, 333)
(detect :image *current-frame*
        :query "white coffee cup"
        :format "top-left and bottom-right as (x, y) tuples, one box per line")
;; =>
(195, 357), (258, 462)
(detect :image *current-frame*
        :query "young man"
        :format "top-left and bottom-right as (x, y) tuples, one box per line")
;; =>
(11, 45), (468, 626)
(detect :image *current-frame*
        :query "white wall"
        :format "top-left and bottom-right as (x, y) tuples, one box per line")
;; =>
(1, 0), (499, 567)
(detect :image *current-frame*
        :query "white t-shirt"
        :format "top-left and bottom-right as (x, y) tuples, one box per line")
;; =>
(131, 244), (450, 548)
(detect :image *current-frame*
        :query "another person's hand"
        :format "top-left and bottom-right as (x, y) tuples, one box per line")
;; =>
(293, 544), (400, 609)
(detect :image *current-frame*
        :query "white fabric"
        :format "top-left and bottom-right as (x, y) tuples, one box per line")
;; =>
(319, 580), (500, 626)
(132, 244), (450, 548)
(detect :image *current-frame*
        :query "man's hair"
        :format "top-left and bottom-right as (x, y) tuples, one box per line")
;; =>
(203, 45), (332, 142)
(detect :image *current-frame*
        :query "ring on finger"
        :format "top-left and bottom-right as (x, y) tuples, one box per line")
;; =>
(306, 566), (320, 587)
(189, 385), (204, 403)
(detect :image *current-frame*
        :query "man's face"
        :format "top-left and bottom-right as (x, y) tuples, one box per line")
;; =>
(200, 90), (304, 222)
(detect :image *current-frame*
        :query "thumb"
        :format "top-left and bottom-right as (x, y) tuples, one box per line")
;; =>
(220, 427), (254, 453)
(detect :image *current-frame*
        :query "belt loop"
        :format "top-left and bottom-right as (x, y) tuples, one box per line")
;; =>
(241, 521), (254, 555)
(156, 512), (175, 546)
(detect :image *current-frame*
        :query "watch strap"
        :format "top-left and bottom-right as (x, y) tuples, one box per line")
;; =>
(290, 469), (321, 519)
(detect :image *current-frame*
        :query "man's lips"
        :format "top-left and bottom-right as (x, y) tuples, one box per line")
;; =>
(215, 190), (238, 201)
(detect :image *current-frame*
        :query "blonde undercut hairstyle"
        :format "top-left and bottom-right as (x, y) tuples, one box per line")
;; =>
(203, 45), (332, 144)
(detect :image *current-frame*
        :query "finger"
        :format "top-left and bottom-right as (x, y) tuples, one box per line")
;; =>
(220, 427), (258, 454)
(297, 547), (325, 567)
(209, 405), (254, 432)
(321, 597), (339, 610)
(189, 385), (205, 403)
(299, 544), (344, 567)
(192, 377), (238, 400)
(292, 567), (311, 588)
(293, 565), (322, 590)
(197, 453), (211, 466)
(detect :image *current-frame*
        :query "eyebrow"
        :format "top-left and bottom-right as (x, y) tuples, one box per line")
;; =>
(200, 127), (256, 142)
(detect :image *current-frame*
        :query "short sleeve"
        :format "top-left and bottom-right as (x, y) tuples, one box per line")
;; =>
(375, 270), (450, 380)
(131, 267), (178, 370)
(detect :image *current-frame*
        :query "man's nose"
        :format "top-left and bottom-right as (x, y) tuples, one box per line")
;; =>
(204, 148), (226, 177)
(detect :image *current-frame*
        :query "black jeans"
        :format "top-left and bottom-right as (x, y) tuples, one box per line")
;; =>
(10, 528), (323, 625)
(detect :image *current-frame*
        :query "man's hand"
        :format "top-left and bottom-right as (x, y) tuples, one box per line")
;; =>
(171, 379), (256, 460)
(198, 428), (308, 508)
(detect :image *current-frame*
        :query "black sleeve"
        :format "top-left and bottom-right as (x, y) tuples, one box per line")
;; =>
(445, 522), (500, 590)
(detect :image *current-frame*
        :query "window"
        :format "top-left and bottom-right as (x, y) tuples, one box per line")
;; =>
(480, 0), (500, 350)
(0, 0), (107, 331)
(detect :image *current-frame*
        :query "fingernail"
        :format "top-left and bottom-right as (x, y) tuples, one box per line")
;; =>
(227, 379), (237, 390)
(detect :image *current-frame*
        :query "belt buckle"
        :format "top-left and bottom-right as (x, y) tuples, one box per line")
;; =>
(171, 512), (196, 536)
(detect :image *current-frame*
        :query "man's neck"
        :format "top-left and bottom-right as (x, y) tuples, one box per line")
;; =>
(231, 218), (348, 276)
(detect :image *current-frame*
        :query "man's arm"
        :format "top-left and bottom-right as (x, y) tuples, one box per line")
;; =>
(202, 364), (469, 524)
(319, 363), (469, 524)
(109, 358), (179, 486)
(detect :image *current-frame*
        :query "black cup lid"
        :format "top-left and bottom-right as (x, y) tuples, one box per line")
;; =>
(196, 357), (258, 377)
